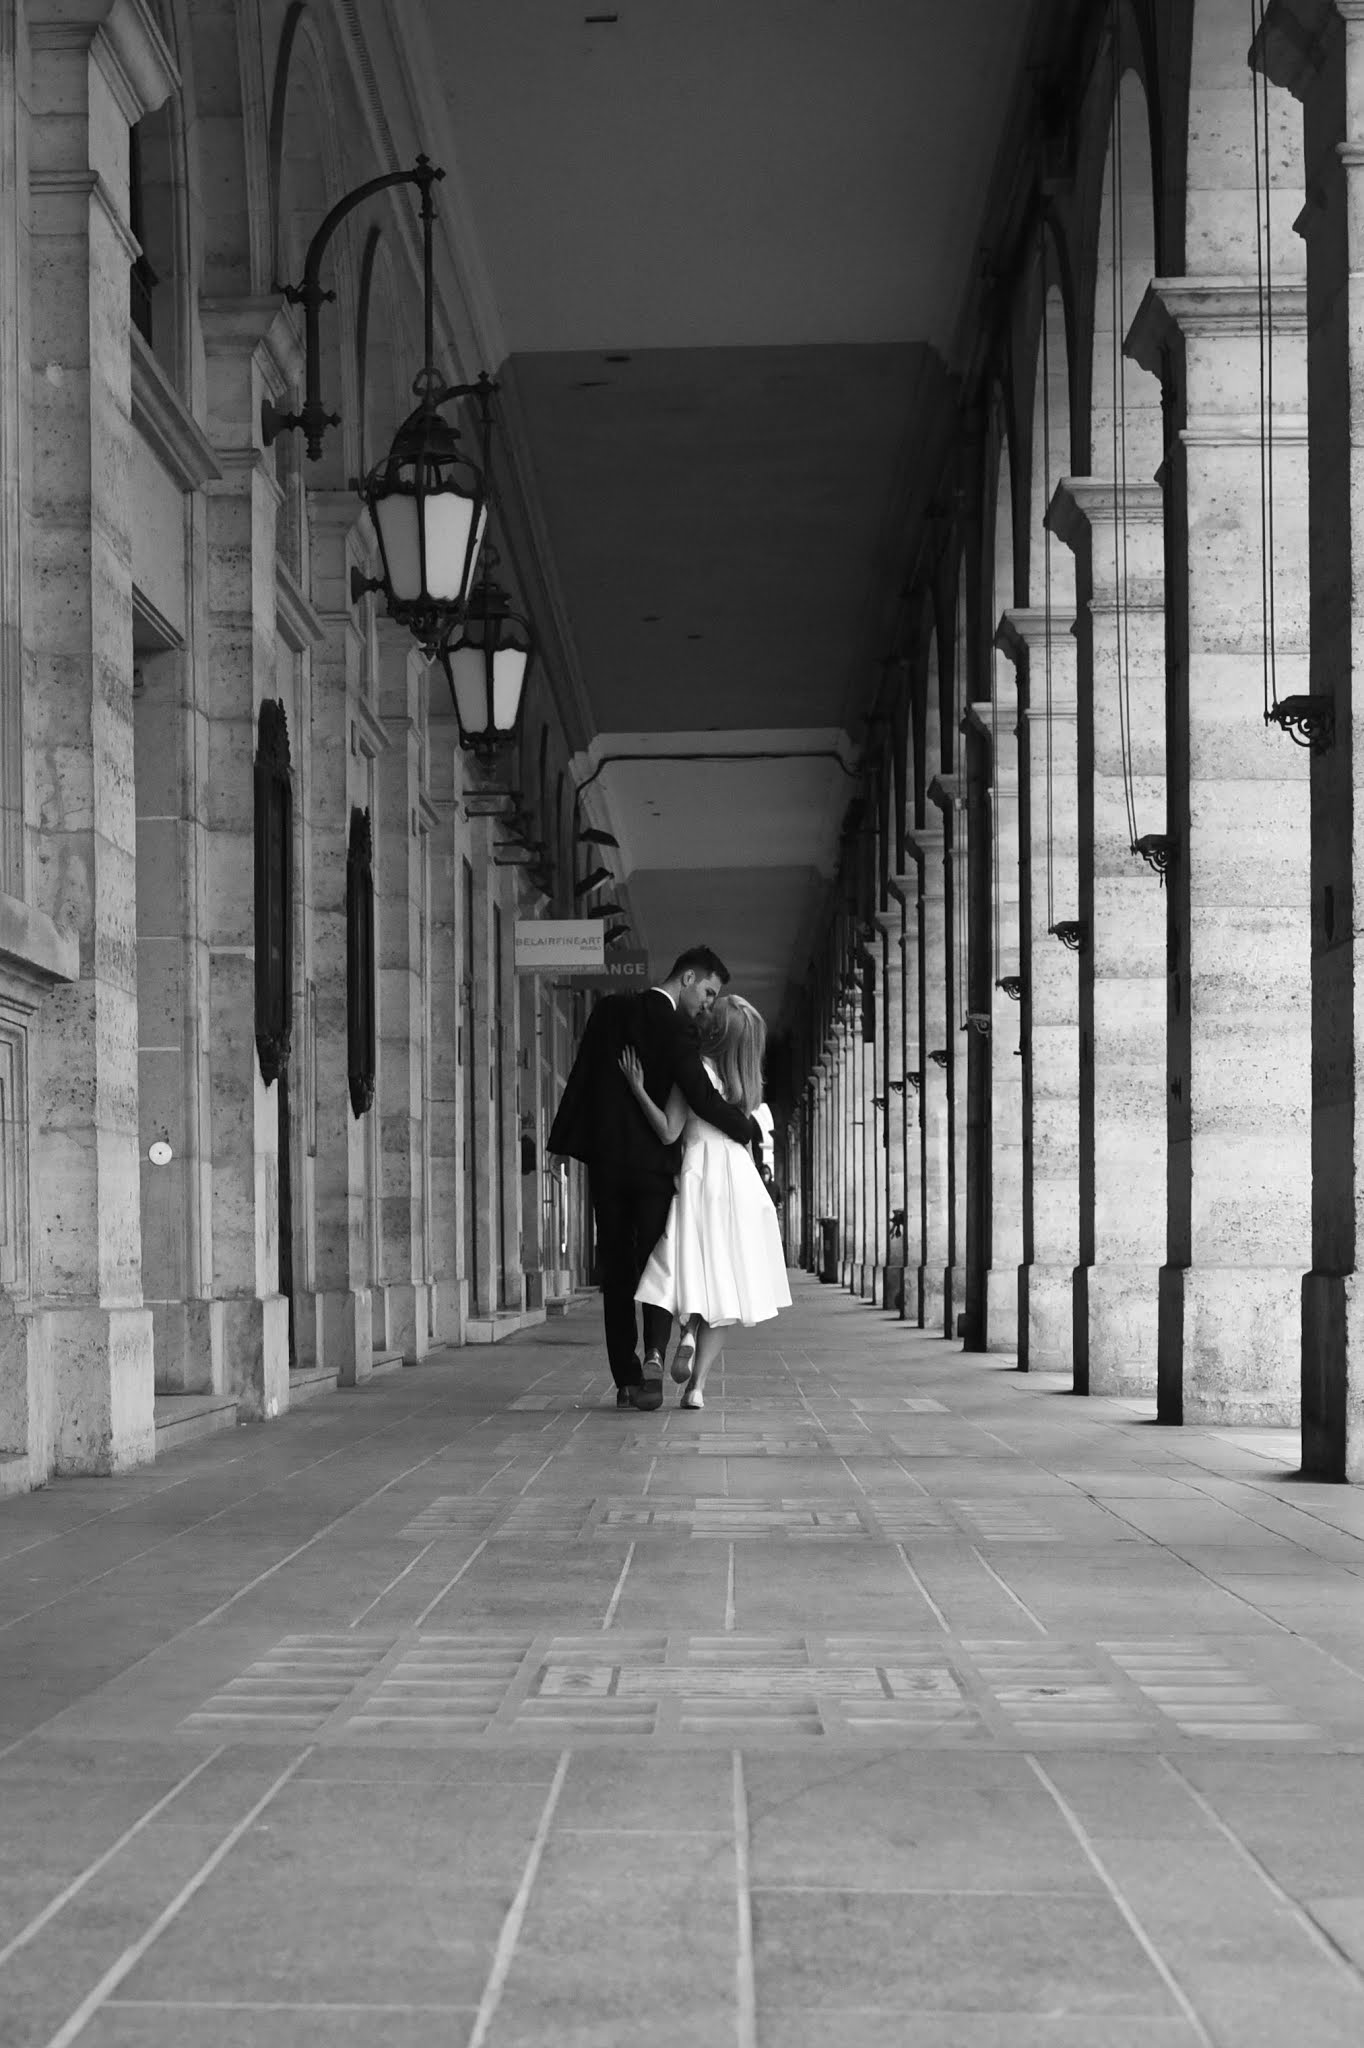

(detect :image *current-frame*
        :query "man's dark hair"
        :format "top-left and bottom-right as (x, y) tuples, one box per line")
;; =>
(665, 945), (730, 985)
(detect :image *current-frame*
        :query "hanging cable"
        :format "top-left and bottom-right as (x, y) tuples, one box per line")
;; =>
(1110, 25), (1140, 855)
(1251, 0), (1278, 724)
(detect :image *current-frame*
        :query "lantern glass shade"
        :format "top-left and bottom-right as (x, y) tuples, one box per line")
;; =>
(441, 582), (533, 750)
(361, 399), (487, 645)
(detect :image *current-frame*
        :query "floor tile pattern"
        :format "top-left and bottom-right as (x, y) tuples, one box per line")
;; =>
(5, 1278), (1364, 2048)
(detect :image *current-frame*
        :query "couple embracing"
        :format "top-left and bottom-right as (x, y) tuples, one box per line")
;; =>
(547, 945), (791, 1411)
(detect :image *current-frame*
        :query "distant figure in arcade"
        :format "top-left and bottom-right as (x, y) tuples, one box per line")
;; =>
(622, 992), (791, 1410)
(547, 946), (763, 1410)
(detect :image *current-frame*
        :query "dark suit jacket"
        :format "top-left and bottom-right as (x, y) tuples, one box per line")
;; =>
(548, 989), (757, 1184)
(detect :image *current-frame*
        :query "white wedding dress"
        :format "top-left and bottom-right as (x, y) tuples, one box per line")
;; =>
(635, 1060), (791, 1329)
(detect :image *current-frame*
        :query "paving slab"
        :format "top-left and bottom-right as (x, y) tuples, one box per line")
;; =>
(3, 1276), (1364, 2045)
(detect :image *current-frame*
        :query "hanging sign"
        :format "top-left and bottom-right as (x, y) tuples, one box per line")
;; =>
(514, 919), (604, 972)
(578, 949), (650, 989)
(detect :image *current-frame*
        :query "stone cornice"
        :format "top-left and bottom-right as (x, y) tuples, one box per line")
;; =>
(1047, 476), (1164, 551)
(928, 773), (966, 813)
(130, 331), (220, 493)
(0, 891), (80, 993)
(996, 608), (1077, 663)
(1126, 277), (1307, 380)
(353, 697), (390, 762)
(874, 907), (903, 934)
(901, 825), (942, 863)
(29, 0), (179, 124)
(1256, 0), (1339, 99)
(275, 561), (325, 651)
(29, 168), (138, 262)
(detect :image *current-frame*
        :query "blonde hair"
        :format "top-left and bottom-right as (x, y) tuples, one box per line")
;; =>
(707, 993), (766, 1112)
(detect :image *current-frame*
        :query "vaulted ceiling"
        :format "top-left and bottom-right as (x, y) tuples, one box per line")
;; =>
(423, 0), (1037, 1028)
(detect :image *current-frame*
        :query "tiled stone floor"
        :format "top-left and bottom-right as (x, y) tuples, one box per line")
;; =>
(5, 1280), (1364, 2044)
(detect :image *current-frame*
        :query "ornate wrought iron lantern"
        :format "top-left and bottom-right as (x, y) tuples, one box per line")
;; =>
(260, 152), (499, 660)
(354, 371), (492, 654)
(438, 552), (534, 756)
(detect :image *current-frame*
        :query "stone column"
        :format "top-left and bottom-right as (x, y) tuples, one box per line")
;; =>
(877, 904), (906, 1308)
(859, 947), (880, 1297)
(22, 0), (180, 1468)
(1129, 279), (1311, 1425)
(373, 624), (430, 1362)
(893, 879), (924, 1321)
(932, 777), (969, 1335)
(423, 710), (462, 1344)
(997, 607), (1081, 1373)
(1053, 478), (1168, 1395)
(908, 827), (950, 1333)
(835, 1003), (843, 1277)
(1262, 0), (1364, 1476)
(196, 301), (299, 1417)
(307, 495), (378, 1384)
(969, 676), (1024, 1351)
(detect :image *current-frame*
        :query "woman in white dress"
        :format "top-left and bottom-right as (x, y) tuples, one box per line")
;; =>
(620, 993), (791, 1410)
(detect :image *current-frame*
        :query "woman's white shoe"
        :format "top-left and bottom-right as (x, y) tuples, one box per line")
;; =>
(679, 1380), (704, 1410)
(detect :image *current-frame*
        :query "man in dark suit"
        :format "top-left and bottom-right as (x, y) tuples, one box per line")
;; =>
(548, 945), (761, 1409)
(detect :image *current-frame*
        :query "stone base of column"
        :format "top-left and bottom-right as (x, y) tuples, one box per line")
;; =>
(945, 1265), (964, 1340)
(900, 1268), (922, 1323)
(881, 1263), (905, 1312)
(150, 1299), (226, 1397)
(428, 1281), (466, 1347)
(858, 1263), (877, 1300)
(219, 1296), (290, 1420)
(1020, 1265), (1073, 1372)
(921, 1267), (946, 1336)
(44, 1305), (155, 1474)
(985, 1269), (1018, 1352)
(316, 1288), (374, 1389)
(1158, 1265), (1299, 1426)
(1301, 1271), (1364, 1480)
(1074, 1265), (1159, 1398)
(382, 1282), (432, 1364)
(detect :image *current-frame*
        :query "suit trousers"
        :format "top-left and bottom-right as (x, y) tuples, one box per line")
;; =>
(590, 1171), (675, 1386)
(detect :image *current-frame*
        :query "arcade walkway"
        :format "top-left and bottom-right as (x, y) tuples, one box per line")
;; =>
(4, 1282), (1364, 2047)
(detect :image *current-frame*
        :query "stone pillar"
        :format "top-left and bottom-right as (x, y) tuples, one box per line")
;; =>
(877, 904), (906, 1309)
(1053, 478), (1168, 1395)
(932, 777), (969, 1335)
(893, 879), (924, 1322)
(835, 1003), (843, 1277)
(1262, 0), (1364, 1476)
(423, 711), (462, 1344)
(197, 300), (297, 1419)
(859, 946), (880, 1297)
(307, 496), (377, 1384)
(373, 624), (430, 1362)
(909, 827), (950, 1333)
(1130, 279), (1311, 1425)
(969, 676), (1024, 1351)
(998, 607), (1080, 1373)
(22, 0), (181, 1468)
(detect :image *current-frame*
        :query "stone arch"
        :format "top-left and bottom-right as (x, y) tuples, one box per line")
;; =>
(272, 9), (366, 493)
(1091, 65), (1163, 489)
(357, 231), (416, 480)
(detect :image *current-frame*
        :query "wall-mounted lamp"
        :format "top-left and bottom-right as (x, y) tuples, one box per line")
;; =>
(437, 548), (534, 757)
(574, 868), (611, 897)
(261, 154), (498, 662)
(603, 924), (631, 947)
(587, 899), (623, 917)
(578, 827), (620, 848)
